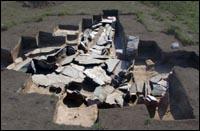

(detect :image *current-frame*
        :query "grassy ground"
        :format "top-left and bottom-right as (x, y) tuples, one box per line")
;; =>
(1, 1), (199, 46)
(141, 1), (199, 45)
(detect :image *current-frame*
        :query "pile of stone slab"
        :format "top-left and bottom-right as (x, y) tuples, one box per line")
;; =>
(131, 63), (170, 106)
(4, 10), (170, 127)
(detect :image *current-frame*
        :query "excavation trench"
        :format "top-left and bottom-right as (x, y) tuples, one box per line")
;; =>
(2, 10), (198, 127)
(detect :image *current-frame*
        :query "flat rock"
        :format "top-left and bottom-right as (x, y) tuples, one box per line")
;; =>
(70, 63), (85, 71)
(146, 95), (158, 102)
(32, 73), (72, 86)
(14, 57), (23, 63)
(105, 58), (120, 73)
(118, 83), (131, 91)
(25, 47), (60, 57)
(89, 48), (102, 55)
(101, 18), (114, 24)
(150, 75), (162, 84)
(89, 53), (109, 59)
(55, 66), (64, 73)
(61, 65), (85, 82)
(145, 59), (155, 71)
(113, 60), (131, 75)
(157, 79), (168, 88)
(126, 35), (139, 58)
(171, 42), (180, 49)
(84, 66), (111, 85)
(12, 58), (32, 71)
(129, 83), (137, 95)
(79, 89), (94, 98)
(92, 44), (111, 51)
(127, 36), (139, 49)
(93, 85), (115, 102)
(75, 55), (104, 65)
(151, 84), (166, 96)
(32, 74), (50, 86)
(60, 54), (77, 66)
(136, 81), (144, 93)
(46, 73), (72, 85)
(145, 59), (155, 66)
(144, 81), (151, 96)
(93, 86), (107, 102)
(105, 89), (124, 107)
(96, 32), (108, 46)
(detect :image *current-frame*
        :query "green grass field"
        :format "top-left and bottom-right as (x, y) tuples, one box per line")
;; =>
(1, 1), (199, 46)
(141, 1), (199, 45)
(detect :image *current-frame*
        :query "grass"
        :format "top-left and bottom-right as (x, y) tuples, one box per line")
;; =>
(3, 21), (17, 29)
(175, 30), (195, 46)
(57, 11), (69, 16)
(92, 122), (104, 130)
(141, 1), (199, 45)
(160, 1), (198, 33)
(1, 24), (8, 31)
(150, 12), (163, 21)
(165, 25), (179, 35)
(135, 11), (145, 24)
(165, 25), (196, 46)
(144, 117), (151, 126)
(34, 17), (43, 22)
(1, 1), (199, 45)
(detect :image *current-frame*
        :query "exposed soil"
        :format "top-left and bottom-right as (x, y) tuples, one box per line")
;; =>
(1, 69), (93, 130)
(169, 66), (199, 120)
(1, 15), (91, 50)
(98, 105), (150, 130)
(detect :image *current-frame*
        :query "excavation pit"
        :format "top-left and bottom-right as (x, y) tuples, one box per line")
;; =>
(2, 10), (199, 128)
